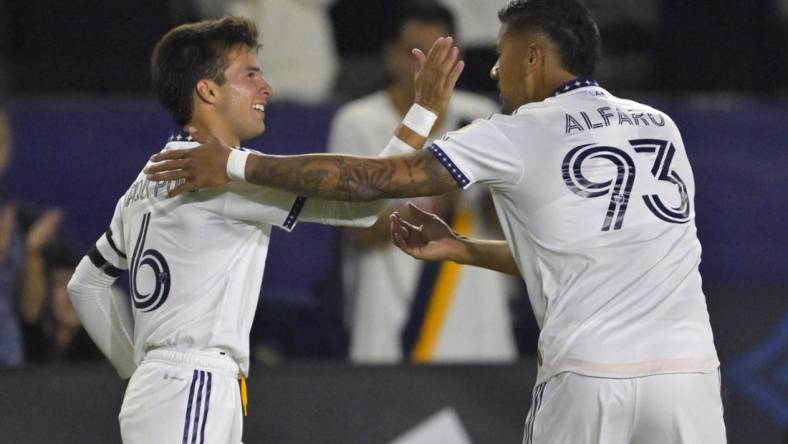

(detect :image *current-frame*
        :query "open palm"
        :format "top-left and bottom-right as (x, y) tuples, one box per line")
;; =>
(390, 202), (462, 262)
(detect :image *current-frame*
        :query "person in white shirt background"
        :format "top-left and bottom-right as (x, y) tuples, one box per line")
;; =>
(328, 0), (517, 365)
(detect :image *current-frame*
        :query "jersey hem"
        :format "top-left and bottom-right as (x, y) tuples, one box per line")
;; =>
(536, 357), (720, 385)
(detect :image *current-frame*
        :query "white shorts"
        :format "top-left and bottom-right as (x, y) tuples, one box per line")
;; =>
(119, 349), (244, 444)
(523, 371), (726, 444)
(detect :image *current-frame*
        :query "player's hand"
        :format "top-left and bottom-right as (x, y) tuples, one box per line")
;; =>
(412, 36), (465, 117)
(390, 201), (464, 262)
(26, 208), (63, 253)
(144, 127), (232, 197)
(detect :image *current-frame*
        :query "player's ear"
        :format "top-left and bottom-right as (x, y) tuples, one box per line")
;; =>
(195, 79), (219, 105)
(523, 43), (540, 75)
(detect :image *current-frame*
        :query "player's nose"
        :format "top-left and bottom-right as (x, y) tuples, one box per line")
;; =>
(490, 63), (500, 81)
(259, 76), (273, 97)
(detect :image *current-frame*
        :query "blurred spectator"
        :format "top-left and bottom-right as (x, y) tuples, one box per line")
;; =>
(0, 112), (26, 367)
(223, 0), (339, 103)
(21, 240), (102, 362)
(439, 0), (509, 47)
(0, 112), (64, 367)
(328, 0), (517, 364)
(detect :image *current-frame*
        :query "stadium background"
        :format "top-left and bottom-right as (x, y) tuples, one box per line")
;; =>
(0, 1), (785, 443)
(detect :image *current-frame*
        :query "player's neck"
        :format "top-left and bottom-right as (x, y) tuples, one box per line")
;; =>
(541, 70), (578, 101)
(186, 119), (240, 148)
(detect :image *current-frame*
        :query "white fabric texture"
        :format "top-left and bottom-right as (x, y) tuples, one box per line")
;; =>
(523, 372), (726, 444)
(119, 351), (243, 444)
(68, 257), (136, 378)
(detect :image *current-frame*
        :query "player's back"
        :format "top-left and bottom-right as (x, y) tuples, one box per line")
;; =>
(107, 139), (303, 374)
(471, 83), (719, 382)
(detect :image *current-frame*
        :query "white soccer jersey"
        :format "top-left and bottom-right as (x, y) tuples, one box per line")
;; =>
(431, 80), (719, 384)
(90, 138), (393, 376)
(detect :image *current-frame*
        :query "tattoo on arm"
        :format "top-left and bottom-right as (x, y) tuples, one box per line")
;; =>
(249, 150), (459, 201)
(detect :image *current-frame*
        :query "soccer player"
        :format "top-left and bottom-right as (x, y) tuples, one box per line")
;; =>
(66, 17), (462, 443)
(146, 1), (727, 442)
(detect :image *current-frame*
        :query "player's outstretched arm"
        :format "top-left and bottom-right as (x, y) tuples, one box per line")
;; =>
(145, 37), (464, 199)
(391, 202), (520, 277)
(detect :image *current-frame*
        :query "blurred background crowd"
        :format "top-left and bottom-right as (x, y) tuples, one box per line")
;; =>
(1, 0), (787, 96)
(0, 1), (785, 442)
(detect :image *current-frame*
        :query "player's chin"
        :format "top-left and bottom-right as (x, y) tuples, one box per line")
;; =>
(249, 121), (266, 137)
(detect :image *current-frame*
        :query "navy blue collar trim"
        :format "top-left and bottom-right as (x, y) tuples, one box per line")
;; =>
(167, 131), (194, 142)
(551, 77), (599, 97)
(166, 131), (246, 151)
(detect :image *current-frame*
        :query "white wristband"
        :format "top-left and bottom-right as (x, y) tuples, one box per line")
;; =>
(402, 104), (438, 137)
(226, 149), (250, 182)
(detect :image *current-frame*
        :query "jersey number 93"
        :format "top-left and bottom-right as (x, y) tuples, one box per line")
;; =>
(562, 139), (691, 231)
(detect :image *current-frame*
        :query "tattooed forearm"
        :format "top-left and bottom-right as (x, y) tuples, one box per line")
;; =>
(247, 150), (458, 201)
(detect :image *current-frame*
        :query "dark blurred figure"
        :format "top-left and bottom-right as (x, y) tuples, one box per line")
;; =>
(21, 240), (101, 362)
(0, 111), (64, 367)
(2, 0), (197, 93)
(0, 112), (25, 367)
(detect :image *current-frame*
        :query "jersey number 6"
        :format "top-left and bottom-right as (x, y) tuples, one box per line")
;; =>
(130, 212), (171, 311)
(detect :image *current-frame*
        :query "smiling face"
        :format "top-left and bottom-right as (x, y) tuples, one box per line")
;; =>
(210, 45), (272, 144)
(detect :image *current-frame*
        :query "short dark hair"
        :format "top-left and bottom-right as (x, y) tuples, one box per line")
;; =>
(498, 0), (600, 76)
(383, 0), (456, 45)
(151, 17), (260, 127)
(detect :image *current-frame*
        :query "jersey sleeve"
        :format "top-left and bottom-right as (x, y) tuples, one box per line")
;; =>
(89, 197), (129, 278)
(70, 197), (135, 378)
(297, 198), (384, 227)
(221, 184), (307, 232)
(431, 117), (525, 189)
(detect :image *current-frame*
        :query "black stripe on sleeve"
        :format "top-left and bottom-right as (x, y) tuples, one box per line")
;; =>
(283, 196), (307, 230)
(105, 228), (127, 259)
(427, 144), (471, 188)
(88, 246), (124, 278)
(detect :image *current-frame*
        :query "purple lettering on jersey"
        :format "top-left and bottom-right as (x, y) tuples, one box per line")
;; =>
(565, 114), (585, 134)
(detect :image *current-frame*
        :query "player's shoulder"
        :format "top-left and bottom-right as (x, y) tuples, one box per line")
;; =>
(440, 111), (513, 145)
